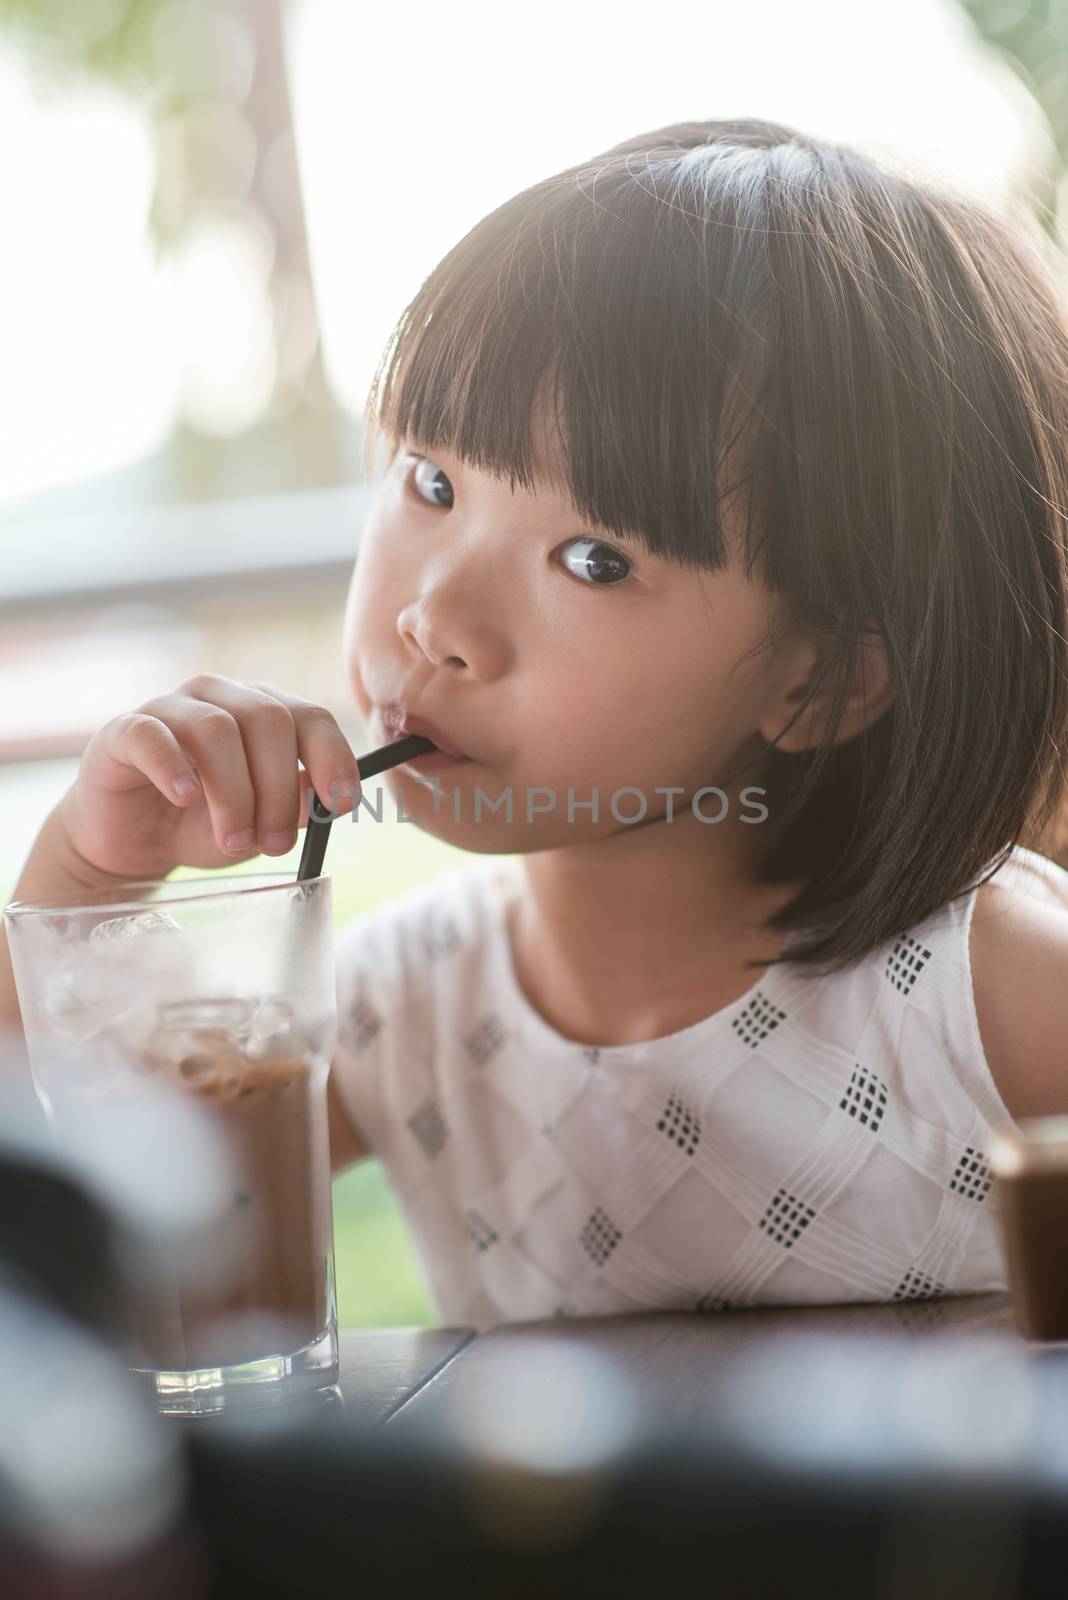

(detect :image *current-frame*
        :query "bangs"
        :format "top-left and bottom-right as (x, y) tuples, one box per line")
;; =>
(363, 146), (774, 574)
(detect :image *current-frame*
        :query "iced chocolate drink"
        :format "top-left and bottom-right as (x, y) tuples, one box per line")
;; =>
(5, 872), (340, 1415)
(123, 998), (333, 1373)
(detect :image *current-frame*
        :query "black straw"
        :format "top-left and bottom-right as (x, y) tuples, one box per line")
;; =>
(296, 733), (436, 882)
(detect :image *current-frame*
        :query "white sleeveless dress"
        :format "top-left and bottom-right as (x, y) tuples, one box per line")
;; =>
(331, 844), (1067, 1330)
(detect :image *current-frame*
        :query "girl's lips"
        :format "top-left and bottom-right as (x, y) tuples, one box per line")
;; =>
(398, 747), (473, 776)
(377, 707), (469, 760)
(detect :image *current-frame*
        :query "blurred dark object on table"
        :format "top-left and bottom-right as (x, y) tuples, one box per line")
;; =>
(181, 1319), (1068, 1600)
(0, 1071), (212, 1599)
(992, 1119), (1068, 1340)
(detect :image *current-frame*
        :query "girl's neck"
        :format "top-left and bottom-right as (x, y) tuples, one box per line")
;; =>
(504, 806), (804, 1051)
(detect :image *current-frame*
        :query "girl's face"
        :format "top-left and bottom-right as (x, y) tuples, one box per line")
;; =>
(342, 427), (806, 854)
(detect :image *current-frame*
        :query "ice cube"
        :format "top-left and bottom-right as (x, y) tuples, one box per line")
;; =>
(89, 910), (181, 943)
(142, 997), (257, 1092)
(67, 913), (184, 1031)
(244, 996), (297, 1061)
(176, 1049), (247, 1097)
(40, 946), (138, 1044)
(157, 997), (256, 1036)
(42, 984), (106, 1043)
(140, 1026), (248, 1093)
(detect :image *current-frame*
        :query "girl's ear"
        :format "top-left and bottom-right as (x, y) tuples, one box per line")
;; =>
(757, 624), (894, 754)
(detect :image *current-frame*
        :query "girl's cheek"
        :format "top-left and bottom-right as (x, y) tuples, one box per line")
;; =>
(341, 586), (378, 713)
(345, 541), (396, 637)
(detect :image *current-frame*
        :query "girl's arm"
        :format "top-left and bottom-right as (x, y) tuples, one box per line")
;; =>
(1, 803), (151, 1032)
(970, 878), (1068, 1121)
(327, 1066), (370, 1175)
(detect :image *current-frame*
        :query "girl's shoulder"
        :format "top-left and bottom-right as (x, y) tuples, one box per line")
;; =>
(967, 845), (1068, 1123)
(759, 844), (1067, 1143)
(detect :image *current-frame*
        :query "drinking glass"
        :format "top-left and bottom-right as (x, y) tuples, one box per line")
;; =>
(4, 872), (339, 1416)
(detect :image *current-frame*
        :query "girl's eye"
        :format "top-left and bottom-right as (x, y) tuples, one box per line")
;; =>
(404, 454), (634, 587)
(407, 456), (454, 510)
(558, 538), (634, 587)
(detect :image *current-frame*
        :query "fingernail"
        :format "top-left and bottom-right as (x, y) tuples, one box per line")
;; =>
(261, 830), (296, 852)
(328, 780), (358, 811)
(224, 829), (255, 852)
(173, 774), (200, 799)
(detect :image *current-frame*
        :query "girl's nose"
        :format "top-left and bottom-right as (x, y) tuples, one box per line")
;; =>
(395, 584), (510, 683)
(397, 595), (469, 670)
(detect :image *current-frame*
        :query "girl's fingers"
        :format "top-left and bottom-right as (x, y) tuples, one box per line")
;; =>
(192, 680), (302, 854)
(135, 689), (260, 856)
(244, 681), (363, 820)
(96, 714), (205, 805)
(98, 674), (361, 860)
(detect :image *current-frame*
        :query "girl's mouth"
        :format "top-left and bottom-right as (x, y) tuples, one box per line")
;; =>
(397, 747), (473, 775)
(375, 706), (474, 773)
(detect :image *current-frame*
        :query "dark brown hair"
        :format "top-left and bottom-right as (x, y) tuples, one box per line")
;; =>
(363, 117), (1068, 974)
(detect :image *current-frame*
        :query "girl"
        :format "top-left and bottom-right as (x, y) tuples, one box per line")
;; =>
(5, 117), (1068, 1328)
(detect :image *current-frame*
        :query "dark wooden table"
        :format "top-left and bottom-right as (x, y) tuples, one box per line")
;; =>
(338, 1291), (1026, 1428)
(182, 1295), (1068, 1598)
(336, 1324), (475, 1426)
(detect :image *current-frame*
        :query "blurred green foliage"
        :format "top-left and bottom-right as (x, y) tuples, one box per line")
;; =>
(0, 0), (254, 248)
(958, 1), (1068, 239)
(332, 1158), (435, 1328)
(0, 0), (165, 83)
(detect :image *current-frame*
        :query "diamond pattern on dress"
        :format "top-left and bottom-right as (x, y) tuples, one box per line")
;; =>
(463, 1011), (508, 1067)
(657, 1093), (701, 1156)
(348, 993), (383, 1054)
(406, 1098), (448, 1160)
(732, 990), (787, 1048)
(758, 1187), (817, 1248)
(423, 917), (462, 960)
(892, 1268), (945, 1301)
(885, 935), (932, 994)
(580, 1206), (621, 1266)
(949, 1146), (992, 1202)
(838, 1065), (888, 1133)
(465, 1208), (498, 1251)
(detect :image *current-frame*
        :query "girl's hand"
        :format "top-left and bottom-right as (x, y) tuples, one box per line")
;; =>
(53, 674), (364, 882)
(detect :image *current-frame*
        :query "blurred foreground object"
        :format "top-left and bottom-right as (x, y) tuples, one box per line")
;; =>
(0, 1071), (211, 1599)
(991, 1118), (1068, 1339)
(182, 1317), (1068, 1599)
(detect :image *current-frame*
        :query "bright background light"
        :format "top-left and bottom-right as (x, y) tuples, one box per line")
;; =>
(0, 0), (1049, 512)
(0, 55), (179, 504)
(288, 0), (1044, 419)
